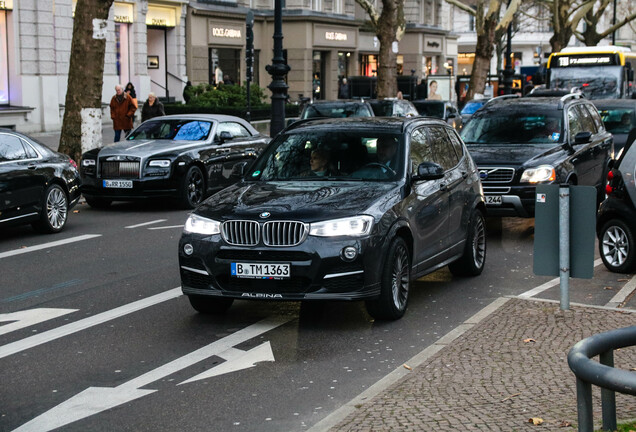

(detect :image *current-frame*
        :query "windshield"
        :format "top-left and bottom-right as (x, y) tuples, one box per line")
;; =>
(461, 108), (563, 144)
(127, 119), (213, 141)
(461, 101), (487, 115)
(368, 101), (394, 117)
(549, 66), (622, 99)
(597, 107), (635, 134)
(413, 102), (444, 118)
(301, 103), (373, 119)
(246, 129), (404, 181)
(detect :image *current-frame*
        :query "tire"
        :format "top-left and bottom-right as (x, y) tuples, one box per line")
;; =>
(85, 196), (112, 208)
(188, 295), (234, 314)
(365, 237), (410, 321)
(449, 209), (487, 277)
(599, 218), (636, 273)
(32, 184), (68, 233)
(178, 166), (205, 209)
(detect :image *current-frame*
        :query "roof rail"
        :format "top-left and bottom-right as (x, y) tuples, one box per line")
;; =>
(485, 94), (520, 106)
(558, 92), (584, 109)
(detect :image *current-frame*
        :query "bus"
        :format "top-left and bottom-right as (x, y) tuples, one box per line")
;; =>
(546, 46), (636, 99)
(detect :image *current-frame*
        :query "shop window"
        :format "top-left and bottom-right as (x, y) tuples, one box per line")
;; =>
(115, 23), (130, 85)
(209, 48), (241, 86)
(0, 11), (8, 104)
(360, 54), (378, 77)
(338, 52), (351, 79)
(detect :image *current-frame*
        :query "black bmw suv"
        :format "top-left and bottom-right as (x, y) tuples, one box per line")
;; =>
(461, 93), (613, 217)
(179, 117), (486, 320)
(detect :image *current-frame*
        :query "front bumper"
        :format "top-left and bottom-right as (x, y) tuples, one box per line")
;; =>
(80, 176), (179, 200)
(483, 185), (537, 217)
(178, 233), (384, 302)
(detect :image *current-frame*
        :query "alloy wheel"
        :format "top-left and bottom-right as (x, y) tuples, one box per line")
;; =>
(187, 169), (204, 205)
(391, 244), (410, 310)
(472, 214), (486, 269)
(602, 225), (629, 268)
(47, 187), (68, 230)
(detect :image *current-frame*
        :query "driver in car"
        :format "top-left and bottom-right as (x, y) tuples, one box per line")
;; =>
(352, 136), (399, 179)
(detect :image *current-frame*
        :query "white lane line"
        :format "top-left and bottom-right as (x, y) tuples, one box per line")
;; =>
(0, 235), (102, 260)
(125, 219), (167, 229)
(0, 288), (182, 360)
(606, 275), (636, 308)
(518, 258), (603, 298)
(0, 309), (78, 336)
(148, 225), (184, 230)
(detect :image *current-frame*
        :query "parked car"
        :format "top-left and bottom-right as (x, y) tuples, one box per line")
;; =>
(0, 128), (81, 233)
(179, 117), (486, 320)
(460, 93), (613, 217)
(367, 98), (419, 118)
(596, 138), (636, 273)
(592, 99), (636, 155)
(460, 98), (490, 124)
(411, 100), (462, 130)
(80, 114), (270, 209)
(299, 99), (375, 119)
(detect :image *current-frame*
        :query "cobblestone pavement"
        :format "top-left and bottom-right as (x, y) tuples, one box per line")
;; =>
(327, 298), (636, 431)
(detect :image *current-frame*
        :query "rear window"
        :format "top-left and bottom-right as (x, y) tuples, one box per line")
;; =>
(301, 103), (373, 119)
(461, 107), (563, 144)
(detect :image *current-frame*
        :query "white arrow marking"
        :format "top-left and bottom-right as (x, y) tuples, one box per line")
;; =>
(0, 309), (77, 336)
(125, 219), (167, 229)
(13, 315), (291, 432)
(179, 341), (275, 384)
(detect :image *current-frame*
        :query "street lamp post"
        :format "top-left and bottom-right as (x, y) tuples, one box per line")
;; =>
(266, 0), (290, 137)
(502, 20), (514, 95)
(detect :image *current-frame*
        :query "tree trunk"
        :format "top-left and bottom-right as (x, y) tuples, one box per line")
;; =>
(376, 0), (400, 98)
(58, 0), (114, 162)
(466, 16), (497, 101)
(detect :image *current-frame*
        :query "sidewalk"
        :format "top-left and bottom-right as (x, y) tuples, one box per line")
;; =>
(313, 297), (636, 431)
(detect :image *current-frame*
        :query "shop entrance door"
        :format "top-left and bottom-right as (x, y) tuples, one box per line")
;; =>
(312, 51), (326, 100)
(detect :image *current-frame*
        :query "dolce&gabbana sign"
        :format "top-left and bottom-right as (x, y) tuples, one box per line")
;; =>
(314, 25), (356, 48)
(208, 20), (245, 45)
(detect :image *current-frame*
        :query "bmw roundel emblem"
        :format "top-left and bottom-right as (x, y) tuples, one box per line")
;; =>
(259, 212), (271, 219)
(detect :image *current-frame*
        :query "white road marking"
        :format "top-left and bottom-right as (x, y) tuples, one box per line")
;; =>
(125, 219), (167, 229)
(0, 288), (182, 360)
(518, 258), (603, 298)
(0, 309), (78, 336)
(148, 225), (184, 230)
(606, 275), (636, 308)
(0, 235), (102, 260)
(13, 317), (291, 432)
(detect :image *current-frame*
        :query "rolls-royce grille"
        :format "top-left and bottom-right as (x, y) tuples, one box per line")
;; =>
(100, 161), (140, 178)
(222, 220), (260, 246)
(478, 167), (515, 183)
(221, 220), (308, 247)
(263, 221), (308, 246)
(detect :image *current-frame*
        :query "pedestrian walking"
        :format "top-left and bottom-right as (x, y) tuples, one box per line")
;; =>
(110, 84), (137, 142)
(223, 74), (234, 85)
(338, 78), (350, 99)
(141, 92), (165, 123)
(124, 82), (138, 109)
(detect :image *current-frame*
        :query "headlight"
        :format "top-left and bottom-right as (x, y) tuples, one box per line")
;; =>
(148, 160), (171, 168)
(520, 165), (556, 184)
(184, 214), (221, 235)
(81, 159), (96, 166)
(309, 216), (374, 237)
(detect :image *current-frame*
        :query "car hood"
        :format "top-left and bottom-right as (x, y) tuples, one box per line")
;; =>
(196, 181), (401, 223)
(97, 139), (205, 157)
(465, 143), (563, 167)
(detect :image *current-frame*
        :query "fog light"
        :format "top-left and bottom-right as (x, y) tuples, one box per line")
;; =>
(183, 244), (194, 255)
(342, 246), (357, 261)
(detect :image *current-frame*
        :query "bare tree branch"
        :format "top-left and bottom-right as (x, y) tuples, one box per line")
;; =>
(444, 0), (476, 16)
(355, 0), (380, 28)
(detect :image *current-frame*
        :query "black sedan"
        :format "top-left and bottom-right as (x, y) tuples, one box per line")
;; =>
(80, 114), (270, 208)
(179, 117), (486, 320)
(411, 99), (462, 130)
(0, 128), (81, 233)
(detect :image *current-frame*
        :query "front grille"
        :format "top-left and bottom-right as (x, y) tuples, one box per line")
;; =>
(263, 221), (308, 246)
(100, 160), (140, 178)
(217, 250), (312, 261)
(478, 167), (515, 183)
(222, 220), (260, 246)
(217, 275), (311, 294)
(221, 220), (308, 247)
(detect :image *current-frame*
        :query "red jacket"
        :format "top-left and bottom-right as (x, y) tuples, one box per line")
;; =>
(110, 93), (137, 130)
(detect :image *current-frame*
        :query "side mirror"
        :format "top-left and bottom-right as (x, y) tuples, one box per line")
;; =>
(574, 131), (592, 144)
(412, 161), (444, 182)
(230, 161), (249, 178)
(219, 131), (233, 143)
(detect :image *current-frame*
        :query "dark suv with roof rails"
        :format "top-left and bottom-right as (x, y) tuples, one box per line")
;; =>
(460, 93), (613, 217)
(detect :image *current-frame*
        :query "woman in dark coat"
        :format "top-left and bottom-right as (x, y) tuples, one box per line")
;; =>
(141, 92), (166, 122)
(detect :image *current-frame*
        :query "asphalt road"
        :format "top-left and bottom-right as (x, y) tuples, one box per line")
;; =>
(0, 204), (634, 432)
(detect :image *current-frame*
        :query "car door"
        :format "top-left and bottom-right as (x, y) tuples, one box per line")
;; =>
(0, 133), (43, 219)
(444, 128), (473, 248)
(407, 126), (450, 273)
(567, 105), (598, 186)
(582, 103), (613, 187)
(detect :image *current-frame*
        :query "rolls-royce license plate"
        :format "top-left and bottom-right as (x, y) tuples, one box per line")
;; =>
(103, 180), (133, 189)
(231, 262), (290, 279)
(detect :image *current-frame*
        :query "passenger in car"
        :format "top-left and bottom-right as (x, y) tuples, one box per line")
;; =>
(304, 148), (337, 176)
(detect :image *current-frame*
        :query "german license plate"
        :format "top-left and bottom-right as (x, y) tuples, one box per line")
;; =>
(231, 262), (290, 279)
(103, 180), (133, 189)
(485, 195), (502, 205)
